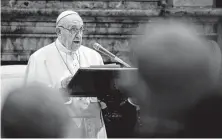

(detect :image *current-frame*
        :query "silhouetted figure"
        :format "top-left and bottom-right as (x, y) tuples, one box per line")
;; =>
(1, 83), (71, 138)
(118, 20), (222, 137)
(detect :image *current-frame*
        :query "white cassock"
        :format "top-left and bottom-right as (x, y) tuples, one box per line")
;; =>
(24, 39), (107, 138)
(24, 39), (103, 86)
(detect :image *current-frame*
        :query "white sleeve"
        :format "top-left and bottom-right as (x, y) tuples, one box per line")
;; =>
(97, 53), (104, 65)
(24, 55), (53, 87)
(24, 55), (37, 86)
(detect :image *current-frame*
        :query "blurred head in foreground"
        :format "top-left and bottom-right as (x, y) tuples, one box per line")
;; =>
(118, 20), (221, 136)
(1, 83), (71, 138)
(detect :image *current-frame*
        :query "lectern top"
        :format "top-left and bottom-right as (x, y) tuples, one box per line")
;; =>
(80, 67), (138, 71)
(67, 68), (137, 97)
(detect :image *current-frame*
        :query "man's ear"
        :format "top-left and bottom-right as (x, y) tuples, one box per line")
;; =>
(55, 27), (61, 36)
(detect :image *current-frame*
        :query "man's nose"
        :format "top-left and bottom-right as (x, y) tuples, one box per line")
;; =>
(75, 31), (82, 38)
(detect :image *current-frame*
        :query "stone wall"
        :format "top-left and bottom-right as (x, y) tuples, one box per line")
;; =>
(1, 0), (222, 64)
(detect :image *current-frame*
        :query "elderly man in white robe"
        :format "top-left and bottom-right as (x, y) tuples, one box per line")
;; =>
(24, 10), (107, 138)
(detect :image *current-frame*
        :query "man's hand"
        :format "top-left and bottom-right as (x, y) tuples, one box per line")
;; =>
(60, 76), (73, 88)
(99, 101), (107, 109)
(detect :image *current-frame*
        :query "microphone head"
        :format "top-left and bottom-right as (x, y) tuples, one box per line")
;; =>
(92, 42), (116, 59)
(92, 43), (101, 51)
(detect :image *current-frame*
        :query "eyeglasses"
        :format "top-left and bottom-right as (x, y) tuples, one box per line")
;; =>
(59, 26), (84, 35)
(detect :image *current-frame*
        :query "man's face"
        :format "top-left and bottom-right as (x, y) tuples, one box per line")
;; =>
(59, 15), (83, 51)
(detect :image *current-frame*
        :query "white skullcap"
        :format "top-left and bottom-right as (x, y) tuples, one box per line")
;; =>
(56, 10), (79, 25)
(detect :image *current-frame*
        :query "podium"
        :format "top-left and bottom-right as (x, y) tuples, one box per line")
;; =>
(67, 67), (136, 96)
(67, 67), (138, 137)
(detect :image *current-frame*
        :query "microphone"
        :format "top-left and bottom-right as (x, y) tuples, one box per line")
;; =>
(93, 43), (131, 68)
(93, 43), (116, 59)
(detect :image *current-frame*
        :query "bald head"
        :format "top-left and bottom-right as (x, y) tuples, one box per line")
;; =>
(1, 83), (70, 138)
(132, 20), (221, 94)
(119, 20), (221, 121)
